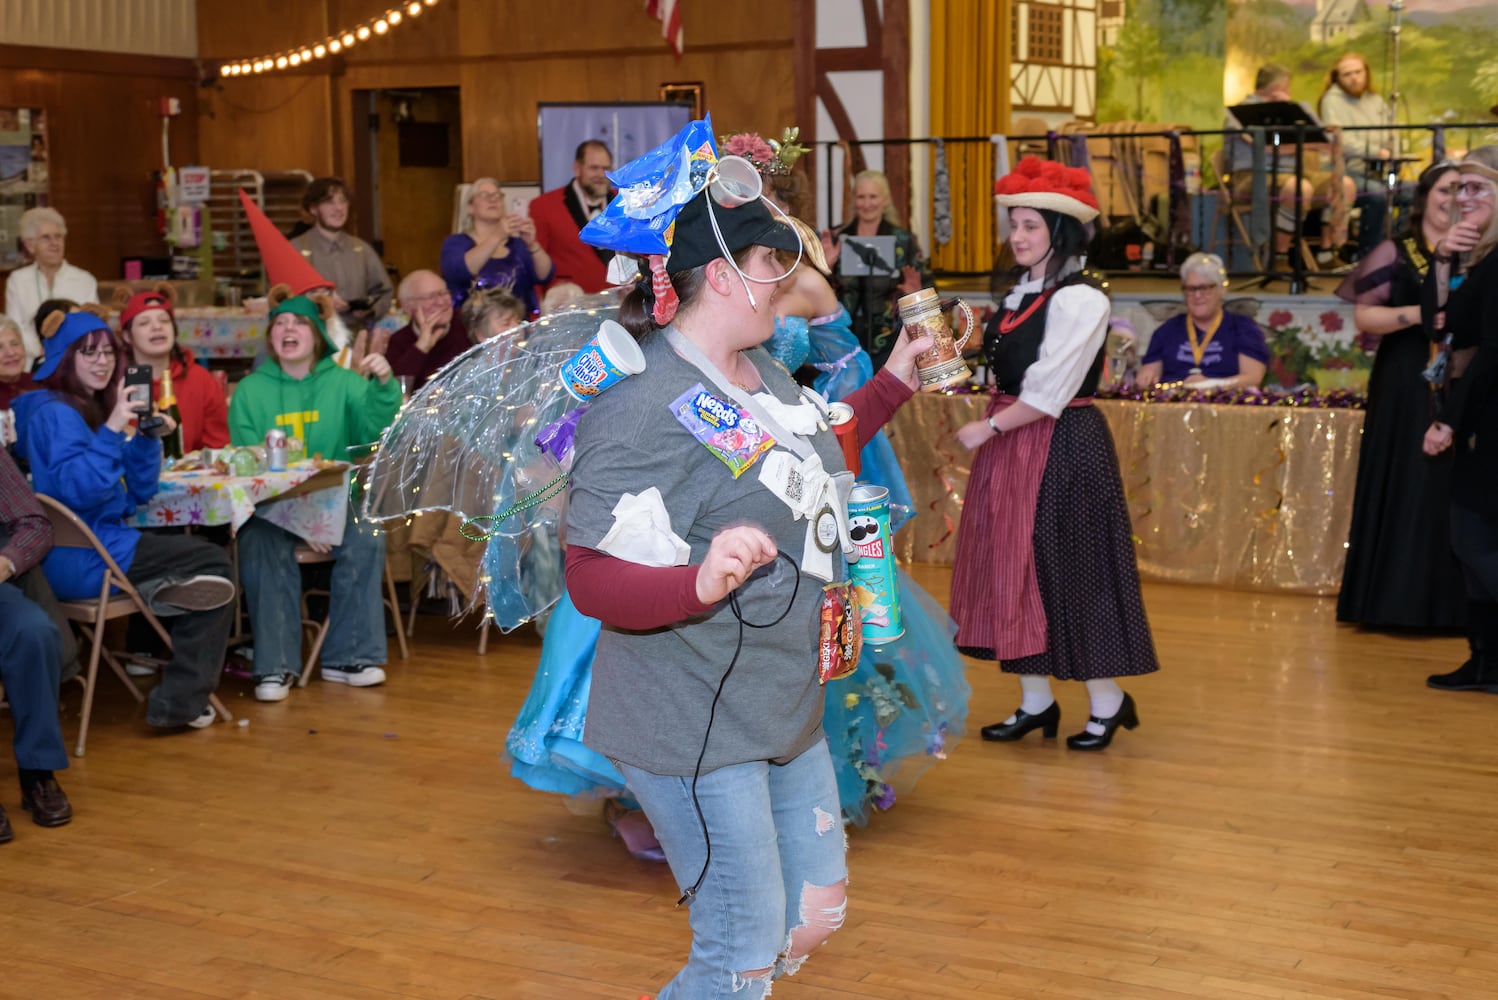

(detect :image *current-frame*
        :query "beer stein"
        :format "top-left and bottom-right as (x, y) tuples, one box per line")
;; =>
(897, 288), (975, 392)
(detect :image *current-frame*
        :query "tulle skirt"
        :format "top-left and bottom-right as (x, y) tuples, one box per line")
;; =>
(503, 572), (970, 825)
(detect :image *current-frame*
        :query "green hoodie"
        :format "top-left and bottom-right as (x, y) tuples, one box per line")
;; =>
(228, 356), (401, 459)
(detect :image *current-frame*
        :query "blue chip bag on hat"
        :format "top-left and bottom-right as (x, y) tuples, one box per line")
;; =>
(580, 115), (718, 257)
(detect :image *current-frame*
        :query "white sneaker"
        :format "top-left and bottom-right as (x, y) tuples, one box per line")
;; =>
(254, 672), (297, 702)
(125, 657), (160, 678)
(155, 575), (237, 612)
(321, 664), (387, 688)
(187, 705), (217, 729)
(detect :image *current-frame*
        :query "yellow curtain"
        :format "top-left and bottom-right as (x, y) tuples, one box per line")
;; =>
(929, 0), (1012, 274)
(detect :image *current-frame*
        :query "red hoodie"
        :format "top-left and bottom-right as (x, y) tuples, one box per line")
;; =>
(151, 347), (229, 452)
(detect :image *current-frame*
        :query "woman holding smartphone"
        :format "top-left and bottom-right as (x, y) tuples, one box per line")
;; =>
(440, 178), (554, 315)
(11, 311), (234, 730)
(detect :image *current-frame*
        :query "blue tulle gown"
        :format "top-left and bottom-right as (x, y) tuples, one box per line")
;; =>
(504, 307), (970, 824)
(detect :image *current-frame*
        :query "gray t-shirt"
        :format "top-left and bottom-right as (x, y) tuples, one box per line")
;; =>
(568, 328), (849, 776)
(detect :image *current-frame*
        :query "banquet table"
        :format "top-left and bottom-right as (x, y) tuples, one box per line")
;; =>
(130, 462), (351, 546)
(884, 395), (1364, 595)
(173, 307), (268, 361)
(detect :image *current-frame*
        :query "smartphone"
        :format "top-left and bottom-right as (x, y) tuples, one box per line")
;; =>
(125, 364), (161, 431)
(510, 197), (524, 214)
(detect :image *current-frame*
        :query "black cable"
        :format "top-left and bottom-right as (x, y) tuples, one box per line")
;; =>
(676, 551), (801, 907)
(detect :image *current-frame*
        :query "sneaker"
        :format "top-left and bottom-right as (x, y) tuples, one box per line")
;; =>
(321, 664), (387, 688)
(125, 658), (160, 678)
(187, 705), (217, 729)
(254, 672), (297, 702)
(155, 575), (236, 612)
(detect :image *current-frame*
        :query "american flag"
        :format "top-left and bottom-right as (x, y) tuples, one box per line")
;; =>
(644, 0), (683, 58)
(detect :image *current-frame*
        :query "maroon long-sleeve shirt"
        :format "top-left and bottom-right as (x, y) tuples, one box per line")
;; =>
(566, 368), (912, 628)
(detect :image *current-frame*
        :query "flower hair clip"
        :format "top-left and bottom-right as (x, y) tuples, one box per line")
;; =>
(719, 127), (809, 177)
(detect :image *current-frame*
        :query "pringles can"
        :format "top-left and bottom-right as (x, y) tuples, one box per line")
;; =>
(264, 428), (288, 472)
(826, 402), (860, 477)
(846, 484), (903, 644)
(560, 319), (647, 401)
(897, 287), (975, 392)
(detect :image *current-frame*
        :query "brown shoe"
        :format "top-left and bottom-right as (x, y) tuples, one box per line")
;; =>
(22, 778), (73, 828)
(0, 804), (12, 843)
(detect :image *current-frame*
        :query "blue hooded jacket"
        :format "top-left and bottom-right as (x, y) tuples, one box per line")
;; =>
(12, 390), (162, 600)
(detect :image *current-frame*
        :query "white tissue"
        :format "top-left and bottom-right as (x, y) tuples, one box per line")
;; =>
(596, 487), (691, 567)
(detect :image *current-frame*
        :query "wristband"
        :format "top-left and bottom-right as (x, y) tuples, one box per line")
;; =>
(987, 416), (1002, 436)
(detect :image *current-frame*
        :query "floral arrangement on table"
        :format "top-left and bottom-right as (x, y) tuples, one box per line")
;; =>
(1263, 308), (1373, 392)
(719, 127), (810, 176)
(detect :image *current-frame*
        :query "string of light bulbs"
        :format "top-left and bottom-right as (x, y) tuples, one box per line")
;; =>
(218, 0), (440, 77)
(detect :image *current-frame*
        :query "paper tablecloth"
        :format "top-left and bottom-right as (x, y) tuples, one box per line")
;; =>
(131, 463), (350, 545)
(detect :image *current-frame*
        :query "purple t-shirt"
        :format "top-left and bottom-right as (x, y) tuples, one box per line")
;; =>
(439, 233), (550, 315)
(1142, 311), (1269, 381)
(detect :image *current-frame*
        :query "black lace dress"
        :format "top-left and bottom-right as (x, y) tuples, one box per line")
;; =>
(1334, 237), (1466, 629)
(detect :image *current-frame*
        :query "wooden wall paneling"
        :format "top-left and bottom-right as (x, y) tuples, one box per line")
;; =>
(373, 88), (463, 281)
(334, 62), (464, 230)
(458, 48), (796, 185)
(0, 53), (201, 283)
(333, 0), (460, 66)
(195, 0), (334, 176)
(456, 0), (795, 181)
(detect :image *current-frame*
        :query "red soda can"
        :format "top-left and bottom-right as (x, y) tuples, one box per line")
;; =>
(827, 402), (860, 477)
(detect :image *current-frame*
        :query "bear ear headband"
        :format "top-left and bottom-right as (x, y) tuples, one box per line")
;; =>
(40, 302), (111, 340)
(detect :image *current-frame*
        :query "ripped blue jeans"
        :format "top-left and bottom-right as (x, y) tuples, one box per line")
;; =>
(616, 738), (848, 999)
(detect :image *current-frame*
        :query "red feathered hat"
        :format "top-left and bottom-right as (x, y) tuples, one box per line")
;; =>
(994, 156), (1100, 223)
(237, 188), (334, 295)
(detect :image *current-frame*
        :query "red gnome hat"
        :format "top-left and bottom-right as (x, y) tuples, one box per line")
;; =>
(237, 188), (334, 295)
(994, 157), (1100, 223)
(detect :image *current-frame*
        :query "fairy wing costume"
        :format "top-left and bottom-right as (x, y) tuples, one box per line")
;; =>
(360, 294), (624, 629)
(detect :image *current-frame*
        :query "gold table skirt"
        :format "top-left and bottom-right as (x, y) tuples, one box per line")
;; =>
(884, 396), (1363, 595)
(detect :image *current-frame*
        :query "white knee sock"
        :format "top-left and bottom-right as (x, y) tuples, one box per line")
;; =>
(1083, 679), (1126, 736)
(1002, 674), (1055, 724)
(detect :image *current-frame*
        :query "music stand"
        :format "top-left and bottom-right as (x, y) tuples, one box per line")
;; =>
(839, 236), (897, 278)
(1229, 100), (1329, 293)
(839, 235), (899, 364)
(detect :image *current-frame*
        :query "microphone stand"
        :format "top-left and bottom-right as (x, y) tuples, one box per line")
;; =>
(1384, 0), (1406, 239)
(842, 237), (897, 362)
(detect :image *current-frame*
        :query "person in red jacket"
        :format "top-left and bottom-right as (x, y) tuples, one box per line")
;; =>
(116, 286), (229, 453)
(529, 140), (615, 294)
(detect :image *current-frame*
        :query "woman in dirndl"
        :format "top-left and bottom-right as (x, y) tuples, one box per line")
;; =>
(949, 156), (1159, 751)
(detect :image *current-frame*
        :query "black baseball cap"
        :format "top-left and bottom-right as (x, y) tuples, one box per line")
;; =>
(666, 190), (801, 273)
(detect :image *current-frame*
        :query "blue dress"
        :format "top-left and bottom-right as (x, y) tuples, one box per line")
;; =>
(504, 308), (970, 825)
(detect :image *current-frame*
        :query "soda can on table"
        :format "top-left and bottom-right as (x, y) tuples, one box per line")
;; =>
(264, 429), (288, 472)
(846, 484), (903, 645)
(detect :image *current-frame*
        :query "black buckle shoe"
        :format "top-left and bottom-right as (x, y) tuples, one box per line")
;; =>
(1066, 693), (1139, 751)
(980, 701), (1060, 742)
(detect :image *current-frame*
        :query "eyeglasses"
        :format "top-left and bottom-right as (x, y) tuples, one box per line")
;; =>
(1456, 181), (1495, 198)
(78, 346), (117, 359)
(30, 232), (64, 243)
(405, 291), (450, 305)
(471, 189), (502, 201)
(1182, 283), (1221, 295)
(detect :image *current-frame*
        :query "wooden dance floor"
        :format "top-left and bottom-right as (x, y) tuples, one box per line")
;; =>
(4, 566), (1491, 999)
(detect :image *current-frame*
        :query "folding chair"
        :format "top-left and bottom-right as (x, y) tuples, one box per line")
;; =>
(295, 546), (409, 687)
(405, 562), (492, 654)
(35, 495), (233, 757)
